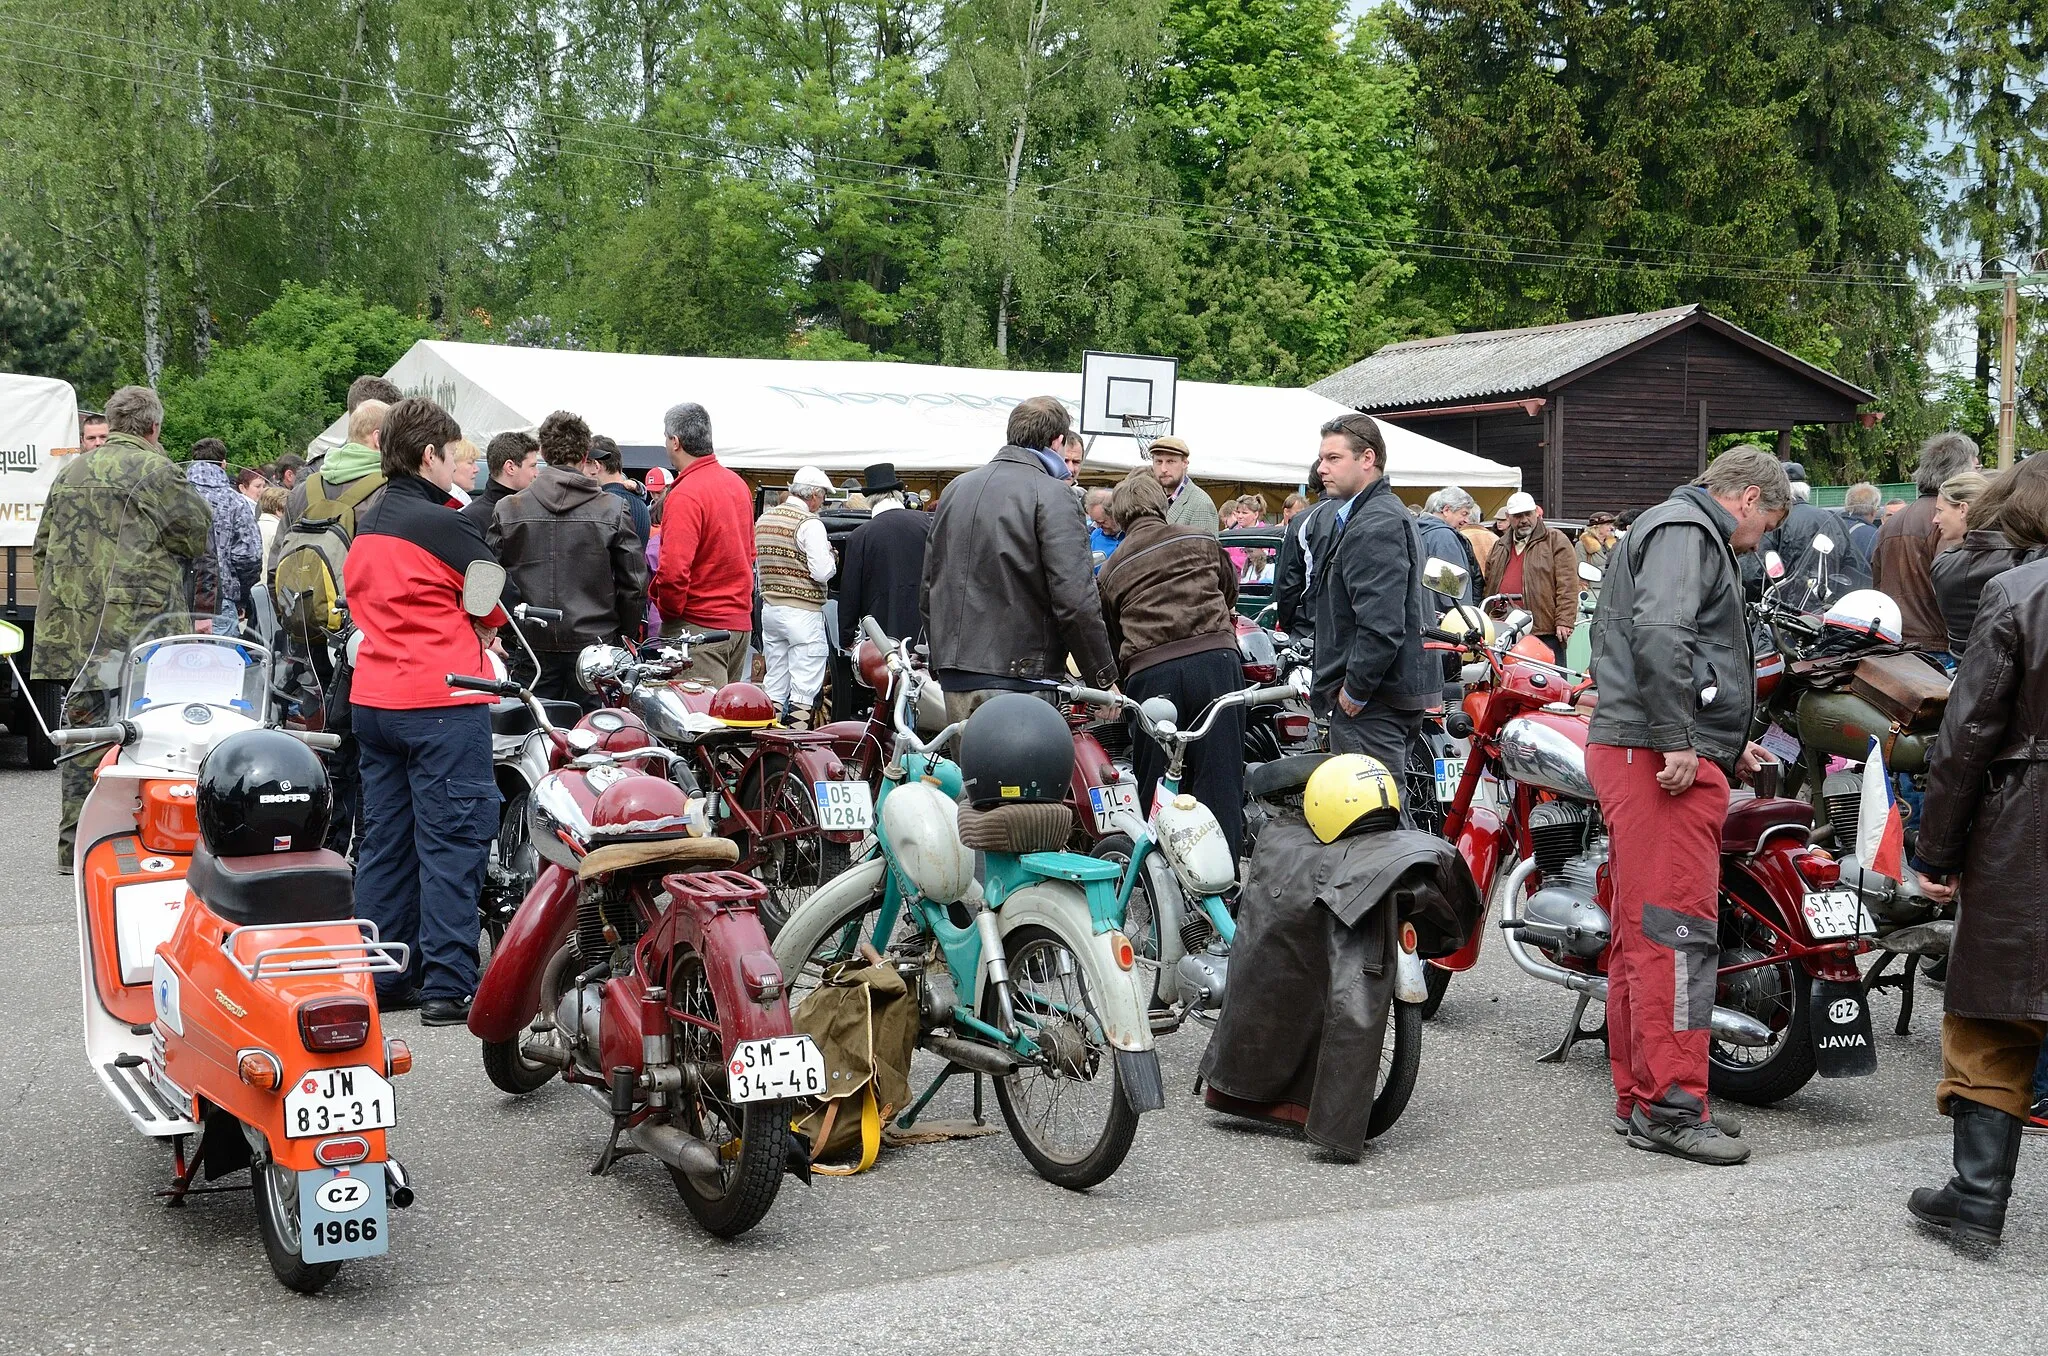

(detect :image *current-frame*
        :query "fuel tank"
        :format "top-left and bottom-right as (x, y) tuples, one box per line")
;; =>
(1495, 711), (1595, 801)
(1795, 689), (1930, 772)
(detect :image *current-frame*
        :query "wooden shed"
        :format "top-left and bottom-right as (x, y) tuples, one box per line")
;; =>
(1311, 306), (1877, 516)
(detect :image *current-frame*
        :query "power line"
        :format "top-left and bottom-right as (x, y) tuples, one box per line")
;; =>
(0, 19), (1931, 290)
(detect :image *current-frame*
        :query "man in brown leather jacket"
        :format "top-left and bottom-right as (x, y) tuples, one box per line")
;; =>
(920, 396), (1117, 723)
(1484, 492), (1578, 662)
(488, 410), (648, 706)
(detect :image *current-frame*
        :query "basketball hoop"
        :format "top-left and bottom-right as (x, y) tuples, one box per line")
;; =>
(1122, 413), (1172, 454)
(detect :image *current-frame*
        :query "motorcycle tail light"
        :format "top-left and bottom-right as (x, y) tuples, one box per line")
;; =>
(1242, 663), (1278, 682)
(314, 1136), (370, 1166)
(1400, 921), (1418, 954)
(298, 996), (372, 1052)
(1277, 714), (1312, 743)
(237, 1048), (282, 1091)
(1108, 931), (1136, 971)
(385, 1038), (414, 1077)
(1794, 851), (1842, 889)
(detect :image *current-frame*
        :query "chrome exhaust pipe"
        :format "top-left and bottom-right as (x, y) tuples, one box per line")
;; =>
(1497, 858), (1776, 1048)
(385, 1158), (414, 1209)
(924, 1034), (1018, 1077)
(627, 1119), (723, 1184)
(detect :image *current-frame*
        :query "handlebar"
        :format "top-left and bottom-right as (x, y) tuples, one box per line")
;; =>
(1422, 626), (1462, 646)
(1066, 686), (1118, 709)
(514, 604), (564, 624)
(290, 730), (344, 751)
(688, 629), (730, 646)
(860, 615), (893, 649)
(446, 673), (523, 698)
(52, 723), (128, 748)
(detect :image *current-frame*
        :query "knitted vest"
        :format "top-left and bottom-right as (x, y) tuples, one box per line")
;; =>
(756, 499), (825, 609)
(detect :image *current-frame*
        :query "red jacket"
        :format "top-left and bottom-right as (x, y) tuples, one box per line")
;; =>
(345, 473), (513, 710)
(651, 454), (755, 630)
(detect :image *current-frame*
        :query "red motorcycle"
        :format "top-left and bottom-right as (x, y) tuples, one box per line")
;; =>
(456, 671), (815, 1238)
(1426, 610), (1880, 1105)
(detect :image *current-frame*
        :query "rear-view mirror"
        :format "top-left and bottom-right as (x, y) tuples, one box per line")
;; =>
(0, 620), (22, 658)
(1764, 550), (1786, 580)
(1811, 534), (1835, 557)
(1577, 561), (1603, 584)
(463, 560), (507, 618)
(1421, 557), (1470, 599)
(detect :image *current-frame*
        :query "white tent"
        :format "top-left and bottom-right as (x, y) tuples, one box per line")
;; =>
(312, 341), (1520, 496)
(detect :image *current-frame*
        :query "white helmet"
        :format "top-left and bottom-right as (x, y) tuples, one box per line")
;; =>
(1821, 589), (1903, 646)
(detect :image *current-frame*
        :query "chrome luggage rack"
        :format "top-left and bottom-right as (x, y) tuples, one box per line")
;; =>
(224, 919), (411, 981)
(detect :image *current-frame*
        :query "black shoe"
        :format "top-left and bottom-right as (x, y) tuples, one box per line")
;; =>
(419, 995), (474, 1027)
(378, 987), (423, 1013)
(1908, 1097), (2024, 1246)
(1626, 1108), (1750, 1165)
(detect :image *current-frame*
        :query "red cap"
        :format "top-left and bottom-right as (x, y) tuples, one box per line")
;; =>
(644, 466), (670, 492)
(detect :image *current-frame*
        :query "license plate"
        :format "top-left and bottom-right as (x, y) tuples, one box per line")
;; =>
(299, 1162), (388, 1262)
(1088, 782), (1139, 821)
(1800, 888), (1874, 940)
(284, 1065), (396, 1139)
(814, 780), (874, 831)
(1433, 756), (1465, 803)
(727, 1034), (827, 1103)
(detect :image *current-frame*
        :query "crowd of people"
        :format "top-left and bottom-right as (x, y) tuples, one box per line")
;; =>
(28, 374), (2048, 1247)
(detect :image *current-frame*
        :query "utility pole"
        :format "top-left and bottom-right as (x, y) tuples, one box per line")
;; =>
(1962, 263), (2048, 470)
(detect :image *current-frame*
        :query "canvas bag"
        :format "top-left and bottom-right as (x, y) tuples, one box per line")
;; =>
(790, 953), (918, 1175)
(273, 471), (385, 635)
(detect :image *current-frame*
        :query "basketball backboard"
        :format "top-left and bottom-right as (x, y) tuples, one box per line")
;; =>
(1080, 351), (1178, 439)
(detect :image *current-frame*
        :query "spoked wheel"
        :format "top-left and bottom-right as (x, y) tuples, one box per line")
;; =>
(252, 1150), (342, 1294)
(1418, 963), (1454, 1020)
(1709, 884), (1816, 1105)
(1404, 727), (1447, 839)
(988, 924), (1140, 1191)
(666, 947), (789, 1237)
(1367, 1000), (1423, 1138)
(1088, 833), (1164, 1008)
(740, 756), (853, 938)
(480, 942), (567, 1096)
(479, 790), (536, 968)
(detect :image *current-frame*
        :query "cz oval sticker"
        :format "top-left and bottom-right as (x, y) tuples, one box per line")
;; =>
(315, 1177), (372, 1213)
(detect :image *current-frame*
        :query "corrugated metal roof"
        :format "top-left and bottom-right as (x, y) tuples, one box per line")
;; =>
(1312, 306), (1701, 411)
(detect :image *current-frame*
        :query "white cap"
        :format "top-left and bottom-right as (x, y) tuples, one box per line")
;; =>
(1503, 491), (1539, 515)
(790, 464), (831, 493)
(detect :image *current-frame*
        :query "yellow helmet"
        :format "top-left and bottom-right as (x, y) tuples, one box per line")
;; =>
(1439, 604), (1495, 661)
(1303, 754), (1403, 844)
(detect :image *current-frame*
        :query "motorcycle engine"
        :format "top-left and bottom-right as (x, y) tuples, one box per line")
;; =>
(1522, 803), (1612, 960)
(573, 881), (641, 965)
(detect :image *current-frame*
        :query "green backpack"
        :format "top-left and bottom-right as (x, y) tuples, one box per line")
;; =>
(273, 471), (385, 635)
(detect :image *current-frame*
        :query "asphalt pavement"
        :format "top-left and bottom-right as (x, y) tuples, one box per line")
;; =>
(1, 756), (2040, 1355)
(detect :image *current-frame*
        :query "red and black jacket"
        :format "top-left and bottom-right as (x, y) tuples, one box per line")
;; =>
(345, 473), (516, 710)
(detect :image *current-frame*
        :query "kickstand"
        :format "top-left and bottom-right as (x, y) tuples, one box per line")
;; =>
(1863, 951), (1919, 1036)
(1537, 991), (1606, 1065)
(972, 1072), (985, 1127)
(162, 1131), (201, 1207)
(591, 1066), (640, 1176)
(894, 1063), (958, 1132)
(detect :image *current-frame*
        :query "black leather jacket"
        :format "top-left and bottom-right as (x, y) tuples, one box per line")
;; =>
(1587, 486), (1754, 773)
(919, 446), (1117, 687)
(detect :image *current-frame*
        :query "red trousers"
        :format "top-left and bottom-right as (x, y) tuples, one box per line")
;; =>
(1586, 744), (1729, 1128)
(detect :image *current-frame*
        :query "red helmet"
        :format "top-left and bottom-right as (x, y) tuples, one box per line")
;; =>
(589, 774), (700, 841)
(575, 706), (655, 753)
(709, 681), (775, 728)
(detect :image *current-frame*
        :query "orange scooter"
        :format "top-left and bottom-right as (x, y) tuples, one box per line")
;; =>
(13, 598), (418, 1294)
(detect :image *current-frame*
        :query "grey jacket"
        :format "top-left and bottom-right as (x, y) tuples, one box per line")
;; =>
(1165, 478), (1220, 535)
(1587, 486), (1754, 773)
(1311, 477), (1438, 712)
(920, 445), (1117, 687)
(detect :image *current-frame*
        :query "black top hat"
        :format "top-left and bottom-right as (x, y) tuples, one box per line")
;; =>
(862, 462), (906, 495)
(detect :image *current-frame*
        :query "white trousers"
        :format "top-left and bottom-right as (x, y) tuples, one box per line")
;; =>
(761, 603), (829, 711)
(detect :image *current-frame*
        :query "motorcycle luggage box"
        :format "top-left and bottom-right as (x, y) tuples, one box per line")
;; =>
(1849, 652), (1947, 729)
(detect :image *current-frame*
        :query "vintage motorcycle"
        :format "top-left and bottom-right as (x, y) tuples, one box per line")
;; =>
(28, 592), (414, 1294)
(773, 618), (1165, 1190)
(461, 667), (813, 1238)
(1427, 585), (1881, 1105)
(577, 637), (873, 934)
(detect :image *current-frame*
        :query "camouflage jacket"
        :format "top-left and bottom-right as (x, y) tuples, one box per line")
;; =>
(186, 458), (263, 610)
(30, 432), (219, 687)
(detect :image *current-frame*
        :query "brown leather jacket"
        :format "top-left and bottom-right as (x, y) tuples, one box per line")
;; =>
(1485, 525), (1579, 636)
(1095, 517), (1239, 678)
(1871, 491), (1947, 650)
(487, 466), (649, 651)
(1913, 555), (2048, 1021)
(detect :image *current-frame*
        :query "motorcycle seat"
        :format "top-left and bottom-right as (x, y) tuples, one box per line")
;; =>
(187, 846), (355, 928)
(576, 834), (740, 880)
(490, 698), (584, 737)
(1246, 753), (1332, 803)
(1721, 797), (1814, 855)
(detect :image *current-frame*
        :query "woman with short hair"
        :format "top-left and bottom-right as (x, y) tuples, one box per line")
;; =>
(1095, 471), (1247, 866)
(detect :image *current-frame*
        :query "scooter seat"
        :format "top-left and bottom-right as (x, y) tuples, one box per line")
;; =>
(490, 698), (584, 737)
(1246, 753), (1332, 803)
(1721, 797), (1814, 855)
(187, 846), (356, 928)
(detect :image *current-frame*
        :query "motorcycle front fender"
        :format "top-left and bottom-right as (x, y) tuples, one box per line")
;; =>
(661, 872), (795, 1045)
(994, 883), (1154, 1055)
(770, 857), (891, 978)
(469, 863), (579, 1042)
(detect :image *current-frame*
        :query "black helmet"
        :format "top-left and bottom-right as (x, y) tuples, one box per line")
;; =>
(197, 729), (332, 857)
(959, 693), (1073, 809)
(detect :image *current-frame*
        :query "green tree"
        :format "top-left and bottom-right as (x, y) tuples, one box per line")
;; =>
(158, 283), (429, 462)
(0, 236), (117, 394)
